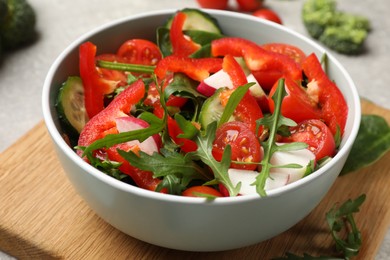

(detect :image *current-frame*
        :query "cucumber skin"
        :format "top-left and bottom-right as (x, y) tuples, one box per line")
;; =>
(199, 88), (228, 130)
(55, 76), (86, 142)
(164, 8), (223, 34)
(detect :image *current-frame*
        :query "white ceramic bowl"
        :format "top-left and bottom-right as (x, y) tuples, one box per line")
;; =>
(42, 9), (361, 252)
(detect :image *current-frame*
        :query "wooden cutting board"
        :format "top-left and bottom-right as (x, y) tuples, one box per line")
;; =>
(1, 99), (389, 259)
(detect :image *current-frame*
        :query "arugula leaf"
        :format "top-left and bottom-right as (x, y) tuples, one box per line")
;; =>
(341, 114), (390, 175)
(275, 195), (365, 260)
(326, 194), (366, 258)
(189, 122), (241, 196)
(78, 112), (164, 159)
(118, 148), (210, 194)
(252, 79), (300, 197)
(218, 83), (254, 127)
(96, 60), (155, 74)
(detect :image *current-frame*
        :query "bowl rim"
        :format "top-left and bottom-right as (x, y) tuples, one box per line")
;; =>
(42, 8), (361, 205)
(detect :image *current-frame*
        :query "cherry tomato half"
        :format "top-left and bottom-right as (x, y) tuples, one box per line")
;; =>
(196, 0), (228, 10)
(182, 186), (223, 197)
(236, 0), (264, 12)
(253, 8), (282, 24)
(117, 39), (162, 65)
(212, 121), (263, 171)
(282, 119), (336, 160)
(268, 77), (321, 124)
(262, 43), (306, 64)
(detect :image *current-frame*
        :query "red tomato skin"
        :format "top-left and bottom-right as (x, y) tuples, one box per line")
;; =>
(268, 77), (322, 124)
(117, 39), (162, 65)
(282, 119), (336, 160)
(236, 0), (263, 12)
(262, 43), (306, 64)
(252, 8), (282, 24)
(212, 121), (263, 171)
(182, 186), (223, 197)
(196, 0), (228, 10)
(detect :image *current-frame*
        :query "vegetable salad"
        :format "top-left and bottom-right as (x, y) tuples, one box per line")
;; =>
(56, 8), (348, 197)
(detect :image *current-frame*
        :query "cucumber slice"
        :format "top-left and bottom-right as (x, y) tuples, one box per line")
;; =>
(164, 8), (223, 34)
(56, 76), (89, 134)
(199, 87), (231, 129)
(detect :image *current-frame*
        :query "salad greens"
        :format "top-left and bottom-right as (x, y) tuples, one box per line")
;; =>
(276, 194), (366, 260)
(341, 115), (390, 175)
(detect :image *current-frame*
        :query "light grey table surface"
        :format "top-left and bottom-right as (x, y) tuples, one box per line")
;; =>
(0, 0), (389, 259)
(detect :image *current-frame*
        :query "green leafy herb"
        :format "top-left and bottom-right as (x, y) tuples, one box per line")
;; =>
(341, 114), (390, 175)
(326, 194), (365, 258)
(96, 60), (155, 74)
(218, 83), (254, 127)
(118, 148), (210, 194)
(252, 79), (303, 197)
(275, 194), (365, 260)
(78, 112), (164, 160)
(190, 122), (241, 196)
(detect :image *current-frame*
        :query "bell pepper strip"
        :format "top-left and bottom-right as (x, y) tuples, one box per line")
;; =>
(211, 37), (302, 83)
(79, 41), (118, 119)
(220, 54), (264, 134)
(301, 53), (348, 135)
(154, 56), (223, 82)
(222, 54), (248, 88)
(77, 80), (165, 191)
(77, 79), (146, 153)
(170, 11), (201, 57)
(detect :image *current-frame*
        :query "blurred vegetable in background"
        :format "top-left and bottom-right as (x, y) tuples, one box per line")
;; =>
(302, 0), (370, 55)
(0, 0), (37, 56)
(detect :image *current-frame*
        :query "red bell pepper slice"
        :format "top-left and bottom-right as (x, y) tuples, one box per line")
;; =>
(154, 56), (223, 82)
(301, 54), (348, 135)
(222, 54), (247, 88)
(211, 37), (302, 83)
(170, 11), (200, 57)
(78, 79), (146, 149)
(79, 41), (118, 119)
(220, 55), (264, 134)
(78, 80), (164, 191)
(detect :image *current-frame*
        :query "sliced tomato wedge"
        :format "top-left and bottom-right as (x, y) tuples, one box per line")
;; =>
(268, 77), (321, 124)
(95, 54), (128, 87)
(116, 39), (162, 65)
(182, 186), (223, 197)
(212, 121), (263, 171)
(301, 54), (348, 135)
(262, 43), (306, 64)
(282, 119), (336, 160)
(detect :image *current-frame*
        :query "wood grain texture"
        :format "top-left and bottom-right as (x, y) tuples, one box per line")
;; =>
(0, 99), (389, 259)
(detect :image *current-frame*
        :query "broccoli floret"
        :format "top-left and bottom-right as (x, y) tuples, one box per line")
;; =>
(302, 0), (371, 55)
(0, 0), (36, 50)
(319, 26), (368, 55)
(302, 0), (336, 39)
